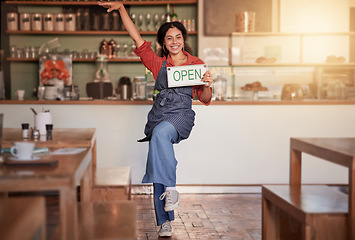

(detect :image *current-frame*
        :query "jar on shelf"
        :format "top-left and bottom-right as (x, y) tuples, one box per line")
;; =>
(31, 13), (42, 31)
(43, 13), (54, 31)
(64, 13), (76, 31)
(213, 75), (227, 100)
(132, 76), (146, 100)
(20, 13), (31, 31)
(54, 13), (64, 31)
(7, 12), (18, 31)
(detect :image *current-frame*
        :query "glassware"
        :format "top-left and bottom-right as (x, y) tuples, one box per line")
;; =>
(122, 42), (128, 58)
(213, 75), (227, 100)
(133, 76), (146, 100)
(153, 13), (160, 30)
(10, 45), (17, 58)
(145, 13), (151, 31)
(137, 13), (143, 31)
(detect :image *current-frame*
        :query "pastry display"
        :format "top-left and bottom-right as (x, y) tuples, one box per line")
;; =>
(255, 57), (276, 64)
(281, 84), (304, 100)
(326, 55), (345, 63)
(241, 81), (268, 91)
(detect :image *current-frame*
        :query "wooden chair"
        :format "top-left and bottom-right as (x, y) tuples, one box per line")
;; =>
(78, 200), (136, 240)
(262, 185), (348, 240)
(0, 196), (46, 240)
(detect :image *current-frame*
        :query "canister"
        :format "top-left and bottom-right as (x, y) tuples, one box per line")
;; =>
(64, 13), (76, 31)
(7, 12), (18, 31)
(235, 11), (255, 32)
(133, 76), (146, 100)
(43, 13), (54, 31)
(20, 13), (31, 31)
(31, 13), (42, 31)
(54, 13), (64, 31)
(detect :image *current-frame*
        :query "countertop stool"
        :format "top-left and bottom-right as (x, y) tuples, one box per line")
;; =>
(0, 196), (46, 240)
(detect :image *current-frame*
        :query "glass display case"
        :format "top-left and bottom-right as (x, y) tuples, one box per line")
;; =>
(211, 32), (355, 101)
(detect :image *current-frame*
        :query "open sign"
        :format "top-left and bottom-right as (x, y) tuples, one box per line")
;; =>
(167, 64), (207, 88)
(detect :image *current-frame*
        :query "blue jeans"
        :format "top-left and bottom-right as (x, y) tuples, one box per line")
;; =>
(142, 121), (179, 225)
(154, 183), (175, 226)
(142, 121), (179, 187)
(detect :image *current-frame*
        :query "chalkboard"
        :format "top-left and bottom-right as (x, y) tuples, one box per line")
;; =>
(204, 0), (272, 36)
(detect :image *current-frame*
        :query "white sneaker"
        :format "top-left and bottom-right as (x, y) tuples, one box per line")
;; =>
(158, 221), (172, 237)
(159, 190), (180, 212)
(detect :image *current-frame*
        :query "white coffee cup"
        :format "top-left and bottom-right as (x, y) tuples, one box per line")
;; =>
(10, 142), (35, 160)
(35, 112), (52, 135)
(16, 89), (25, 100)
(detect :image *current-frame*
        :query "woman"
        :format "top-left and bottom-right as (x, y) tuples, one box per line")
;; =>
(98, 2), (213, 237)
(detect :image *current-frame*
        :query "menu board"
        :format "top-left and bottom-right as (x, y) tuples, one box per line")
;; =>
(280, 0), (349, 32)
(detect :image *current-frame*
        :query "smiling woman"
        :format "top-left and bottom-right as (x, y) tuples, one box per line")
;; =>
(97, 1), (213, 237)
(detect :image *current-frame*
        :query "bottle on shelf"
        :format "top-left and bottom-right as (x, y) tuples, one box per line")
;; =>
(165, 4), (172, 23)
(171, 5), (178, 22)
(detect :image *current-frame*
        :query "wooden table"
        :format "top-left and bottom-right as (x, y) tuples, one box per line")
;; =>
(290, 138), (355, 240)
(0, 128), (96, 240)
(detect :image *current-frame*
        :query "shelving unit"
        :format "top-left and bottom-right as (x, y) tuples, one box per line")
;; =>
(6, 30), (198, 35)
(5, 0), (198, 6)
(1, 0), (199, 98)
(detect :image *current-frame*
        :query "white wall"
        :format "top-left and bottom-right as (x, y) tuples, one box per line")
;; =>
(1, 103), (354, 186)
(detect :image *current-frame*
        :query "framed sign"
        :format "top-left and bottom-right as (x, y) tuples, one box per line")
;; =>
(167, 64), (207, 88)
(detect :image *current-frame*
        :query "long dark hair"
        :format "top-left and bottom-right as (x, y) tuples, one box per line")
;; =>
(156, 21), (193, 57)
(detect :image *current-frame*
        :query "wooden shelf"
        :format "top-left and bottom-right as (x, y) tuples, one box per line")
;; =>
(7, 57), (141, 63)
(230, 32), (355, 36)
(6, 30), (197, 35)
(5, 0), (198, 6)
(229, 63), (355, 67)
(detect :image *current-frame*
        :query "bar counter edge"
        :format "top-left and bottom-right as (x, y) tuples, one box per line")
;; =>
(1, 99), (355, 105)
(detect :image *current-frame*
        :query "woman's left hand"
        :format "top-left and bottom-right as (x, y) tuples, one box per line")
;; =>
(202, 70), (213, 87)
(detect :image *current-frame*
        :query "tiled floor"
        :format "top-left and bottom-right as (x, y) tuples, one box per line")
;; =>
(134, 193), (262, 240)
(44, 193), (262, 239)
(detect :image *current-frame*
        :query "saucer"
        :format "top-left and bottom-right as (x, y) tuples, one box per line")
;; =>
(8, 156), (40, 161)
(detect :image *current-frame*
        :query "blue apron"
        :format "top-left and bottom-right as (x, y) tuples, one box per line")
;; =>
(138, 61), (195, 143)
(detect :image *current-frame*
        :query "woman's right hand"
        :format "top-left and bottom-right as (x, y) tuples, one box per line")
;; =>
(97, 1), (123, 12)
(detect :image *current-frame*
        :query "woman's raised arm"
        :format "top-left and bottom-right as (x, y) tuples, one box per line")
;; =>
(97, 1), (145, 48)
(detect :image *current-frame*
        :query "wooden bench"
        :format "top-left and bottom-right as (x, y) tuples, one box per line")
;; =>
(0, 196), (46, 240)
(92, 167), (132, 201)
(90, 141), (132, 201)
(78, 200), (136, 240)
(262, 185), (348, 240)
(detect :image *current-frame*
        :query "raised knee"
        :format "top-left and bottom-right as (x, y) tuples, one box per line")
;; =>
(151, 122), (176, 142)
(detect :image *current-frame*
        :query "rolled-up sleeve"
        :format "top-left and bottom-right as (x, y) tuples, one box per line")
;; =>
(134, 41), (163, 80)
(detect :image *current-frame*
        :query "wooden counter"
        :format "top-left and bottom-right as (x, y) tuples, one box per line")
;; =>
(1, 99), (355, 105)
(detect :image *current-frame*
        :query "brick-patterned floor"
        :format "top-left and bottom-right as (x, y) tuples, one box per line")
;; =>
(44, 193), (261, 239)
(134, 193), (262, 240)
